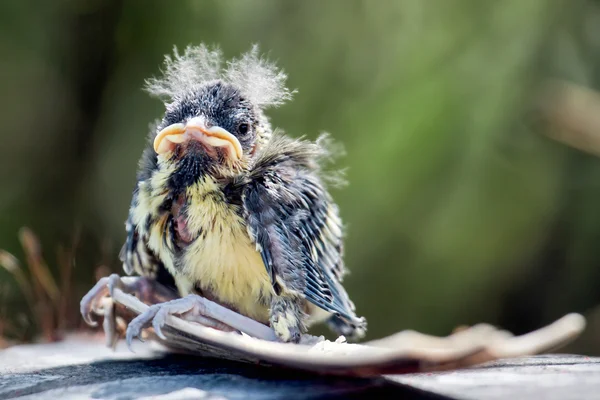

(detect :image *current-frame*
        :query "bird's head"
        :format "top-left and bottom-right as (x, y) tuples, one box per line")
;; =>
(145, 44), (293, 180)
(153, 81), (263, 173)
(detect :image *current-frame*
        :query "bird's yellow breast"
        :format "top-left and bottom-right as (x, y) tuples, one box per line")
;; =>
(176, 177), (273, 322)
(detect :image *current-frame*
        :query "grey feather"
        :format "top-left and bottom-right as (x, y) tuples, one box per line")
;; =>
(243, 133), (366, 335)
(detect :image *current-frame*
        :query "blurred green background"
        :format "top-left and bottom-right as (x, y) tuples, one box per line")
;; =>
(2, 0), (600, 353)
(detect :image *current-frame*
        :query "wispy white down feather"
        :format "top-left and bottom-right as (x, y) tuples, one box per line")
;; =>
(252, 131), (348, 189)
(145, 44), (295, 109)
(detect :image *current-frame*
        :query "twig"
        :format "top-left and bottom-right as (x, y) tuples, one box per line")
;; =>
(538, 80), (600, 157)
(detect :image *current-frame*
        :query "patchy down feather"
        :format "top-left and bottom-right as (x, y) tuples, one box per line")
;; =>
(145, 44), (295, 110)
(120, 44), (366, 343)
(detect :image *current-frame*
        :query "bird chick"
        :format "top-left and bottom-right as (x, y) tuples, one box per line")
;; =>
(120, 44), (366, 343)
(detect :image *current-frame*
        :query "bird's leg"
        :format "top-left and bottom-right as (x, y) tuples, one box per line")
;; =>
(107, 274), (178, 304)
(126, 294), (279, 347)
(80, 274), (178, 347)
(269, 296), (306, 343)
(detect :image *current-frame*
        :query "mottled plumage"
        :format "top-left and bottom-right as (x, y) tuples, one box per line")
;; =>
(120, 44), (366, 342)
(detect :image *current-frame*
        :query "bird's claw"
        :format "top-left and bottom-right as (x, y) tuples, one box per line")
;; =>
(152, 306), (173, 340)
(108, 273), (123, 298)
(125, 294), (279, 349)
(81, 274), (179, 348)
(125, 304), (158, 349)
(80, 274), (123, 347)
(84, 280), (279, 350)
(126, 296), (200, 348)
(80, 275), (114, 327)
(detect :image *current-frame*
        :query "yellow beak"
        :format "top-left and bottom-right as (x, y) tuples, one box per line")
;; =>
(153, 117), (243, 161)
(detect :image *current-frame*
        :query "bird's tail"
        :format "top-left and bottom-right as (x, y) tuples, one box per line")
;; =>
(326, 314), (367, 341)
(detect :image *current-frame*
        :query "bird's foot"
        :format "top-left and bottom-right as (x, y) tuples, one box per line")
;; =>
(80, 274), (177, 347)
(126, 294), (278, 348)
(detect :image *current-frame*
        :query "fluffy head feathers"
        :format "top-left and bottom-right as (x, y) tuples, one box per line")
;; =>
(145, 44), (295, 109)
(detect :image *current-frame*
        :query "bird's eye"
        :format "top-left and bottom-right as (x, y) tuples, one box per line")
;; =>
(237, 123), (249, 136)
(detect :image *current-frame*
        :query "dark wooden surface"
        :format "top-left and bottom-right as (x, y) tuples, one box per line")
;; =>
(0, 335), (432, 400)
(391, 354), (600, 400)
(1, 335), (599, 399)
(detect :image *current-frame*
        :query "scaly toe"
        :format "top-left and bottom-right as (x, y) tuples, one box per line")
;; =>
(125, 319), (144, 351)
(152, 308), (169, 340)
(125, 306), (159, 350)
(107, 273), (123, 298)
(148, 297), (196, 340)
(80, 277), (110, 327)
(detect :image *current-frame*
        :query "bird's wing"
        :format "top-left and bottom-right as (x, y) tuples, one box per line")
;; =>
(242, 160), (363, 327)
(119, 218), (158, 278)
(119, 191), (175, 289)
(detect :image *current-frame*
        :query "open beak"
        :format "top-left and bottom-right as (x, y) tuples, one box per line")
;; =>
(153, 117), (243, 161)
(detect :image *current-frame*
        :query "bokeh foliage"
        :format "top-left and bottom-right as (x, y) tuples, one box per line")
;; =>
(2, 0), (600, 352)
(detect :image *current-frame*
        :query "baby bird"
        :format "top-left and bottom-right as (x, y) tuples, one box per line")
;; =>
(120, 44), (366, 343)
